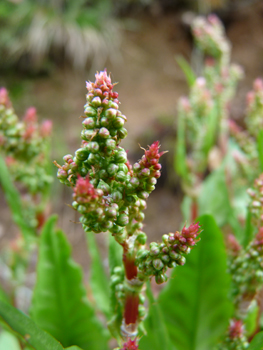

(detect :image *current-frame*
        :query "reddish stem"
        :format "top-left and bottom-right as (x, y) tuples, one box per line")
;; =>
(124, 293), (139, 325)
(122, 242), (137, 280)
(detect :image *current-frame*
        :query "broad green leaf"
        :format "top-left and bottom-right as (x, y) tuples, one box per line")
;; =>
(257, 130), (263, 172)
(176, 55), (196, 87)
(85, 231), (110, 318)
(65, 347), (84, 350)
(0, 283), (10, 304)
(0, 330), (21, 350)
(139, 282), (175, 350)
(30, 216), (109, 350)
(175, 112), (188, 180)
(0, 300), (63, 350)
(0, 155), (35, 240)
(248, 331), (263, 350)
(158, 215), (232, 350)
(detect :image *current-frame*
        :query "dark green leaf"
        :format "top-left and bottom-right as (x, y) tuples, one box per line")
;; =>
(85, 231), (110, 318)
(244, 300), (259, 338)
(139, 281), (175, 350)
(176, 55), (196, 87)
(0, 283), (10, 304)
(30, 216), (109, 350)
(0, 155), (35, 240)
(0, 300), (63, 350)
(257, 130), (263, 172)
(158, 215), (233, 350)
(248, 331), (263, 350)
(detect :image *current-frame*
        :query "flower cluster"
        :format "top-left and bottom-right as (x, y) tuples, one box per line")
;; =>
(247, 174), (263, 226)
(0, 88), (53, 229)
(192, 14), (231, 65)
(217, 319), (248, 350)
(245, 78), (263, 138)
(136, 223), (201, 284)
(56, 70), (164, 241)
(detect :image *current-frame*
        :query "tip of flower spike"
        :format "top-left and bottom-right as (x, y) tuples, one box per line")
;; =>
(181, 222), (201, 239)
(73, 175), (102, 203)
(24, 107), (37, 123)
(120, 338), (139, 350)
(229, 319), (244, 340)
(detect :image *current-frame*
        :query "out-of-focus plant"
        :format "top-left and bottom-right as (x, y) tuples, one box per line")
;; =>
(0, 0), (120, 71)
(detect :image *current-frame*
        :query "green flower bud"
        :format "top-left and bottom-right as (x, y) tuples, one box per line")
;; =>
(135, 212), (145, 222)
(100, 116), (109, 127)
(105, 108), (118, 119)
(75, 148), (89, 161)
(155, 273), (167, 284)
(169, 250), (181, 260)
(87, 141), (99, 153)
(99, 169), (107, 179)
(137, 191), (149, 200)
(168, 261), (177, 269)
(138, 305), (146, 318)
(133, 163), (141, 172)
(82, 129), (96, 141)
(115, 171), (126, 182)
(117, 214), (129, 226)
(84, 105), (97, 117)
(161, 255), (170, 263)
(137, 249), (149, 260)
(106, 207), (117, 218)
(139, 294), (145, 304)
(118, 164), (128, 174)
(80, 167), (88, 177)
(117, 128), (128, 139)
(150, 245), (160, 256)
(99, 127), (110, 138)
(113, 117), (125, 129)
(136, 232), (147, 245)
(130, 177), (140, 187)
(87, 153), (100, 165)
(105, 138), (116, 151)
(115, 151), (127, 163)
(91, 96), (101, 107)
(82, 117), (95, 129)
(97, 180), (110, 194)
(112, 190), (123, 201)
(72, 201), (78, 210)
(108, 101), (119, 109)
(177, 256), (186, 266)
(153, 259), (164, 271)
(78, 205), (87, 214)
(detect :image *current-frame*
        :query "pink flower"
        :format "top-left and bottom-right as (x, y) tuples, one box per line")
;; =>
(40, 120), (53, 137)
(229, 319), (244, 339)
(120, 338), (139, 350)
(24, 107), (37, 123)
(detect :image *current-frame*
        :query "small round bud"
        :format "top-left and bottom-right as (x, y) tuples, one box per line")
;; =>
(105, 108), (118, 119)
(112, 190), (123, 201)
(137, 191), (149, 200)
(117, 128), (128, 139)
(150, 245), (160, 257)
(84, 106), (97, 117)
(106, 207), (117, 218)
(75, 148), (89, 161)
(113, 117), (125, 129)
(136, 232), (147, 245)
(105, 138), (116, 151)
(169, 250), (180, 260)
(115, 151), (127, 163)
(107, 163), (119, 177)
(82, 118), (95, 129)
(91, 96), (101, 107)
(115, 171), (126, 182)
(99, 127), (110, 138)
(155, 273), (167, 284)
(153, 259), (164, 271)
(135, 212), (145, 222)
(117, 214), (129, 226)
(118, 164), (128, 174)
(161, 255), (170, 263)
(133, 163), (141, 172)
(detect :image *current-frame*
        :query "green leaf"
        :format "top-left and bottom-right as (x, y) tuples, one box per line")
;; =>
(0, 330), (21, 350)
(0, 283), (10, 304)
(257, 129), (263, 172)
(158, 215), (233, 350)
(248, 331), (263, 350)
(244, 300), (259, 338)
(0, 300), (64, 350)
(65, 347), (84, 350)
(176, 55), (196, 87)
(0, 155), (35, 240)
(85, 231), (110, 318)
(108, 234), (122, 275)
(30, 216), (109, 350)
(243, 209), (255, 247)
(175, 112), (188, 180)
(139, 282), (175, 350)
(201, 102), (219, 157)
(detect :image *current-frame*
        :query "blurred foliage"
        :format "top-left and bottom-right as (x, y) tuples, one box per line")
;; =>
(0, 0), (120, 72)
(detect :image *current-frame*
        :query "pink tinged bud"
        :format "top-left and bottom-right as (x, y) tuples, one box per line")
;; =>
(120, 338), (139, 350)
(181, 222), (201, 239)
(254, 227), (263, 246)
(246, 91), (255, 107)
(0, 87), (11, 107)
(229, 319), (244, 340)
(196, 77), (206, 88)
(40, 120), (52, 137)
(91, 96), (101, 107)
(24, 107), (37, 123)
(105, 108), (118, 119)
(24, 125), (36, 140)
(73, 176), (101, 203)
(253, 78), (263, 92)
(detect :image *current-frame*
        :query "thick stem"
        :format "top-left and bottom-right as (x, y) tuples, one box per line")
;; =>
(191, 199), (198, 221)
